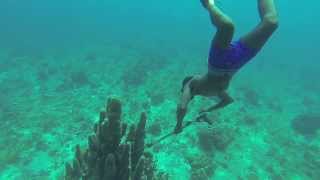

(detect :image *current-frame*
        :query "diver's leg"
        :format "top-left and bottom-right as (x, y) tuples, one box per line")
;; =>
(240, 0), (279, 49)
(201, 0), (234, 49)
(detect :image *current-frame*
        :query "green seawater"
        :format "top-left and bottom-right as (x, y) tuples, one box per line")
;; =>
(0, 0), (319, 179)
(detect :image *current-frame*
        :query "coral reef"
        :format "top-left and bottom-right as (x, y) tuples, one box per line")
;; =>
(186, 155), (216, 180)
(241, 87), (260, 106)
(122, 62), (148, 87)
(69, 71), (90, 87)
(84, 53), (98, 62)
(303, 145), (320, 179)
(148, 92), (165, 106)
(197, 128), (216, 153)
(211, 128), (235, 151)
(147, 121), (162, 136)
(0, 138), (31, 171)
(197, 126), (235, 152)
(56, 71), (92, 91)
(121, 53), (169, 88)
(65, 98), (156, 180)
(291, 113), (320, 137)
(242, 115), (257, 126)
(301, 96), (316, 108)
(266, 101), (283, 112)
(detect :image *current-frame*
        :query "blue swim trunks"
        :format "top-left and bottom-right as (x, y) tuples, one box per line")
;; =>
(208, 40), (259, 76)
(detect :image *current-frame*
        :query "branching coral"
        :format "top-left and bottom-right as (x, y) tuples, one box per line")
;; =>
(65, 98), (156, 180)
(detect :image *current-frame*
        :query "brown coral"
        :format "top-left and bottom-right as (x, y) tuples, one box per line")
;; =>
(65, 98), (155, 180)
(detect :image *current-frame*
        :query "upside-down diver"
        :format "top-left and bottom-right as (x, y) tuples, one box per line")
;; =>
(175, 0), (279, 133)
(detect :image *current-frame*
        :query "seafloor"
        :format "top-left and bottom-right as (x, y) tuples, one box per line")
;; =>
(0, 41), (319, 180)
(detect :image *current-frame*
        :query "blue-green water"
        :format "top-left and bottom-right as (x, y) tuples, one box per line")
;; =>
(0, 0), (319, 179)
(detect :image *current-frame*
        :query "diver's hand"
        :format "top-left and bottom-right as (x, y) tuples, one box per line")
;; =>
(174, 106), (187, 134)
(174, 124), (183, 134)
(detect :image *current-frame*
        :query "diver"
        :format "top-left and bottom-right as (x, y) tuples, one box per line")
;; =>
(174, 0), (279, 133)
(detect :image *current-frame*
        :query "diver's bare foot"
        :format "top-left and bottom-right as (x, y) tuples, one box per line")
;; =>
(200, 0), (215, 9)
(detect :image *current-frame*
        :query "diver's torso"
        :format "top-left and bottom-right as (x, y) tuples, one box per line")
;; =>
(191, 74), (231, 97)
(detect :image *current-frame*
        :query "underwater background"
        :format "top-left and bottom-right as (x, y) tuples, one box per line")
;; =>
(0, 0), (319, 179)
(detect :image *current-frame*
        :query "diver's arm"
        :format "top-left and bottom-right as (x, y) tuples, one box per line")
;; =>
(203, 91), (233, 113)
(174, 84), (193, 133)
(179, 85), (192, 109)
